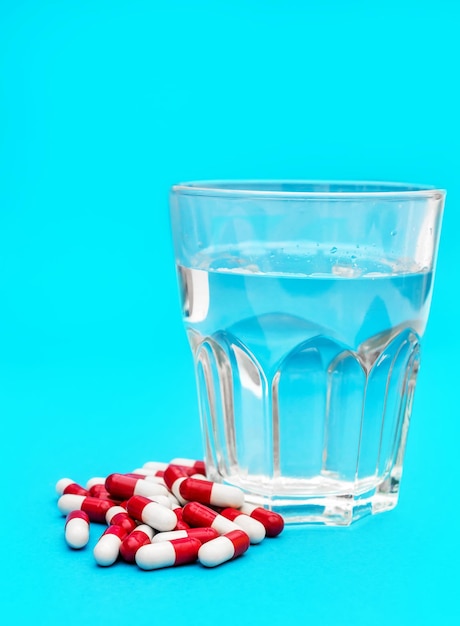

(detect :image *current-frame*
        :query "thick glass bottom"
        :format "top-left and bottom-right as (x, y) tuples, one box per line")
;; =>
(208, 471), (401, 525)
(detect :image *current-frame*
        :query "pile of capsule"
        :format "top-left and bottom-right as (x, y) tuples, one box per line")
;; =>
(57, 457), (284, 570)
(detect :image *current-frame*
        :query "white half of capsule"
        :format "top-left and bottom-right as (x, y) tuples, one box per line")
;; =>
(171, 476), (188, 505)
(133, 481), (168, 498)
(105, 505), (127, 524)
(198, 536), (235, 567)
(208, 484), (244, 508)
(211, 515), (243, 535)
(167, 494), (181, 508)
(189, 473), (207, 481)
(86, 477), (106, 489)
(65, 518), (90, 549)
(93, 534), (122, 566)
(144, 495), (171, 508)
(56, 478), (75, 494)
(142, 461), (168, 471)
(141, 501), (177, 532)
(132, 468), (157, 476)
(132, 471), (166, 485)
(169, 458), (198, 467)
(151, 530), (188, 543)
(239, 503), (257, 515)
(143, 476), (167, 486)
(231, 514), (265, 544)
(58, 494), (85, 515)
(135, 524), (155, 540)
(135, 542), (177, 570)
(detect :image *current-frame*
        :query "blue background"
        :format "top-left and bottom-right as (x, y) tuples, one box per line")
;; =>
(1, 1), (458, 624)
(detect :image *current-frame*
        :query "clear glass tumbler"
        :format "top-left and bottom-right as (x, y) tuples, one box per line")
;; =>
(169, 181), (445, 525)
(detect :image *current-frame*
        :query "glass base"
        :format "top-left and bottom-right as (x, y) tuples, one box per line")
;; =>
(211, 472), (401, 526)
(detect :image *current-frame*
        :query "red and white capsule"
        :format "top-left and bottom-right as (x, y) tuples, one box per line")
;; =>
(135, 537), (201, 570)
(175, 477), (244, 509)
(105, 506), (137, 534)
(239, 504), (285, 537)
(65, 510), (90, 549)
(119, 524), (154, 563)
(165, 465), (243, 508)
(219, 507), (266, 544)
(152, 527), (219, 544)
(169, 458), (206, 475)
(182, 502), (247, 535)
(93, 525), (129, 566)
(105, 473), (168, 500)
(56, 478), (88, 496)
(198, 530), (250, 567)
(58, 494), (117, 523)
(126, 495), (177, 531)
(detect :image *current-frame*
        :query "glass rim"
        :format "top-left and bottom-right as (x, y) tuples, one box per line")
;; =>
(172, 179), (446, 199)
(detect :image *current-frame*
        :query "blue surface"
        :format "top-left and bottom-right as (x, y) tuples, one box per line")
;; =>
(0, 1), (458, 624)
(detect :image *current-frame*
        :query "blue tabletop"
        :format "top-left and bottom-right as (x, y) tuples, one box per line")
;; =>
(1, 1), (459, 624)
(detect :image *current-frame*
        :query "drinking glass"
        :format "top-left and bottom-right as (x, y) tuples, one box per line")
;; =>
(169, 180), (445, 525)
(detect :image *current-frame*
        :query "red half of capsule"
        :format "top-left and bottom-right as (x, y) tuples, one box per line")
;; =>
(186, 527), (219, 544)
(89, 484), (113, 499)
(81, 496), (117, 523)
(182, 502), (218, 527)
(170, 464), (206, 477)
(163, 465), (190, 490)
(191, 460), (206, 475)
(120, 528), (152, 563)
(171, 537), (201, 565)
(218, 507), (239, 521)
(225, 529), (250, 557)
(249, 508), (284, 537)
(63, 483), (89, 496)
(65, 510), (90, 525)
(178, 478), (213, 504)
(126, 495), (150, 522)
(110, 512), (137, 534)
(102, 525), (129, 541)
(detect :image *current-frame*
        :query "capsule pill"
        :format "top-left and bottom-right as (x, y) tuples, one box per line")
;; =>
(126, 495), (177, 531)
(239, 503), (284, 537)
(105, 473), (168, 500)
(119, 524), (154, 563)
(58, 494), (117, 523)
(136, 537), (201, 570)
(182, 502), (247, 536)
(198, 530), (250, 567)
(93, 525), (129, 566)
(65, 510), (90, 549)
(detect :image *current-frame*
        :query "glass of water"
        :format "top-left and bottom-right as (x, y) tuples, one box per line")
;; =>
(169, 181), (445, 525)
